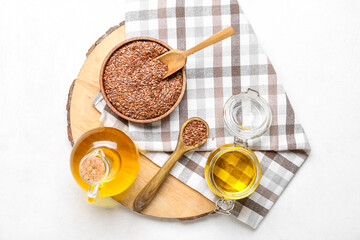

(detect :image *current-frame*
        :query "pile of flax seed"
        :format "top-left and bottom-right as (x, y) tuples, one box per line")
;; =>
(103, 40), (183, 120)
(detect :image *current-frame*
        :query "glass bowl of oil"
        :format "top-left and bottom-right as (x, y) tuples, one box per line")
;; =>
(205, 88), (271, 214)
(70, 127), (139, 203)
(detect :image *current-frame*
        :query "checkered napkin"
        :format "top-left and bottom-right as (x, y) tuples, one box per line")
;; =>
(93, 0), (311, 229)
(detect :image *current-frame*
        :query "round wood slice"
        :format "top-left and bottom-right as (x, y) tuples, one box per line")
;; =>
(67, 22), (215, 220)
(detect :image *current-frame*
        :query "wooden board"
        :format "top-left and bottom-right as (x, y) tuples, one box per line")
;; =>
(67, 22), (215, 220)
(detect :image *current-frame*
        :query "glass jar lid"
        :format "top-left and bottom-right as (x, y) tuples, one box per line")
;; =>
(223, 89), (272, 140)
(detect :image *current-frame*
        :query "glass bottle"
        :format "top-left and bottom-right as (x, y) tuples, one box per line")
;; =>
(70, 127), (139, 203)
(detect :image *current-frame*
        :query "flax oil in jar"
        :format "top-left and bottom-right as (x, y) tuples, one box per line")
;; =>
(205, 144), (259, 198)
(70, 127), (139, 202)
(205, 89), (272, 214)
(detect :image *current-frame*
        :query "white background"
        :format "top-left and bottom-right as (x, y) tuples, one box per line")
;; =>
(1, 0), (360, 239)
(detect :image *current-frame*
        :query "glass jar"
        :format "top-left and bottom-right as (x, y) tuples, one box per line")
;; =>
(205, 89), (272, 214)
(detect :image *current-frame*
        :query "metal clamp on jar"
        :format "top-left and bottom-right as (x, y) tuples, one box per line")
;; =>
(205, 89), (272, 215)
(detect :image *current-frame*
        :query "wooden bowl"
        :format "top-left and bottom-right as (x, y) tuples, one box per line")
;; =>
(99, 37), (186, 123)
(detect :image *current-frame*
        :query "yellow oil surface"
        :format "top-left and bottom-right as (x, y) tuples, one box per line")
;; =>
(205, 144), (259, 199)
(70, 127), (139, 197)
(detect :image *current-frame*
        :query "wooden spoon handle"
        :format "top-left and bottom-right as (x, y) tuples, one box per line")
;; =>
(184, 26), (235, 57)
(133, 149), (185, 211)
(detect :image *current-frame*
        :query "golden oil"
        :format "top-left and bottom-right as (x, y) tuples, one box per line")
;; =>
(70, 127), (139, 198)
(205, 144), (261, 200)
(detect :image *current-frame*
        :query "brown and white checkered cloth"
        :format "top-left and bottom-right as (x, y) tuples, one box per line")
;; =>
(93, 0), (311, 229)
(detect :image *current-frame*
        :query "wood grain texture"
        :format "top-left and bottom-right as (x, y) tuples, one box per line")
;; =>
(133, 148), (186, 212)
(67, 23), (215, 220)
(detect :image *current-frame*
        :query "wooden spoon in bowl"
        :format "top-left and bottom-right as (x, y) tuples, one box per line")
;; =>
(133, 117), (209, 211)
(156, 26), (235, 79)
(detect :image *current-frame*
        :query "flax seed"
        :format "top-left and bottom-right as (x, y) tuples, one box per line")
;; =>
(183, 120), (208, 146)
(103, 40), (183, 120)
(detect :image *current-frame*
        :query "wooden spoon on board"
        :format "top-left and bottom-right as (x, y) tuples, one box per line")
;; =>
(156, 26), (235, 79)
(133, 117), (209, 212)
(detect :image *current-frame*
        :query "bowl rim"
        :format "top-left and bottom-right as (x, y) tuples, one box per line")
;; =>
(99, 36), (187, 123)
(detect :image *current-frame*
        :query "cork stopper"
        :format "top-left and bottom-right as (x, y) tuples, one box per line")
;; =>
(80, 156), (106, 183)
